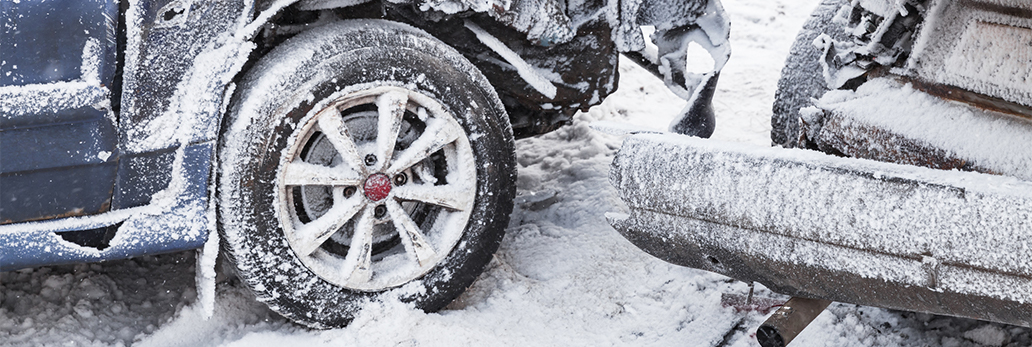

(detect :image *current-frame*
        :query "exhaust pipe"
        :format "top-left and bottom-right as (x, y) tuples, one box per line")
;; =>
(756, 297), (832, 347)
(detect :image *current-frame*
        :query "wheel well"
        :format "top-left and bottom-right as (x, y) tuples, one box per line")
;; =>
(237, 1), (618, 139)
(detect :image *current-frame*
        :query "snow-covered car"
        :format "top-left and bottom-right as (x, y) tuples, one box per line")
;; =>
(0, 0), (726, 327)
(609, 0), (1032, 345)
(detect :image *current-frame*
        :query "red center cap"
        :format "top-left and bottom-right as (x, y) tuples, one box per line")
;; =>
(363, 173), (392, 201)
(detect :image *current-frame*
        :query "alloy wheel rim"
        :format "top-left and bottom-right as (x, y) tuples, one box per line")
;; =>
(276, 86), (477, 291)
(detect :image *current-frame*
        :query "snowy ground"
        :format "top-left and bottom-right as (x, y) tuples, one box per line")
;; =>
(2, 0), (1030, 346)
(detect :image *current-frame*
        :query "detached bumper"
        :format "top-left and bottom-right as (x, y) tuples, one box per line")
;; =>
(608, 134), (1032, 327)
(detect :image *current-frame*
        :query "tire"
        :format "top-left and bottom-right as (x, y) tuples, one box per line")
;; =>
(218, 19), (516, 328)
(771, 0), (852, 147)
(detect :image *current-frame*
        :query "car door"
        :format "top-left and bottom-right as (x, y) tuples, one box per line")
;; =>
(0, 0), (121, 224)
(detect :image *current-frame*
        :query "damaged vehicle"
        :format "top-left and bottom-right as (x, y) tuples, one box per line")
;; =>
(608, 0), (1032, 346)
(0, 0), (727, 327)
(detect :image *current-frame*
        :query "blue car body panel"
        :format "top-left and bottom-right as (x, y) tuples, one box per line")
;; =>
(0, 142), (213, 271)
(1, 0), (121, 224)
(0, 0), (119, 86)
(0, 0), (258, 270)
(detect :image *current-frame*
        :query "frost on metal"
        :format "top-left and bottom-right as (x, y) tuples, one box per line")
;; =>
(406, 0), (728, 61)
(611, 0), (731, 135)
(120, 0), (255, 154)
(610, 133), (1032, 326)
(905, 0), (1032, 107)
(620, 0), (730, 100)
(0, 0), (257, 269)
(0, 197), (208, 271)
(938, 20), (1032, 105)
(0, 81), (108, 119)
(804, 77), (1032, 181)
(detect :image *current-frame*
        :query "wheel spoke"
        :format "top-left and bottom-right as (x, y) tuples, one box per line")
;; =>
(392, 184), (471, 211)
(282, 161), (362, 187)
(374, 91), (408, 172)
(291, 195), (365, 256)
(386, 200), (437, 267)
(341, 206), (375, 285)
(386, 117), (461, 175)
(317, 112), (367, 173)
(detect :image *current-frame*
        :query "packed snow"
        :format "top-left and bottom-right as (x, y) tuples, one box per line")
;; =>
(2, 0), (1030, 346)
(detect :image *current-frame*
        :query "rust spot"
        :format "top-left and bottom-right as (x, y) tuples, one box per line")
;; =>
(0, 197), (110, 225)
(2, 208), (91, 225)
(98, 197), (112, 213)
(908, 78), (1032, 122)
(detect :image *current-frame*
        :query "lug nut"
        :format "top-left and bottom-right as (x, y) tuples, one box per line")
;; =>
(374, 205), (387, 218)
(364, 154), (377, 166)
(393, 173), (408, 186)
(343, 186), (357, 198)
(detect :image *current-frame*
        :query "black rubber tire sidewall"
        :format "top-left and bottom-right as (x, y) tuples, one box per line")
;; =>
(771, 0), (852, 147)
(218, 20), (516, 328)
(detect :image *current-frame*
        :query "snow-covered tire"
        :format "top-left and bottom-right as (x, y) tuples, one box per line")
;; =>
(217, 20), (516, 328)
(771, 0), (851, 147)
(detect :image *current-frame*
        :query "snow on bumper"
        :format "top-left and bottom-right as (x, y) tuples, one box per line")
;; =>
(608, 134), (1032, 327)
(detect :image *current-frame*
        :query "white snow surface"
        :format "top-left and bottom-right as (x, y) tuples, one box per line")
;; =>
(3, 0), (1030, 346)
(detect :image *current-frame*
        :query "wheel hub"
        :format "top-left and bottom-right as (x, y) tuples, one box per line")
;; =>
(363, 173), (392, 201)
(276, 86), (478, 291)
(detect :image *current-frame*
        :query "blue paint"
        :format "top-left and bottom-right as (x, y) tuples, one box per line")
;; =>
(0, 0), (118, 86)
(0, 0), (245, 270)
(0, 142), (214, 271)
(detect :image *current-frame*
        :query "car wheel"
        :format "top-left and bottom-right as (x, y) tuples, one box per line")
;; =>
(771, 0), (851, 147)
(218, 20), (516, 328)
